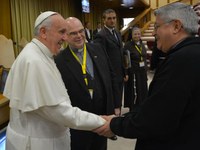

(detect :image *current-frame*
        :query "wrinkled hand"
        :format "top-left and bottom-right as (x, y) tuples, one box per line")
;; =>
(93, 115), (115, 138)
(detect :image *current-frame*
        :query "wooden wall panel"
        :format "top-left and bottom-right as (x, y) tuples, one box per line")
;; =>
(0, 0), (12, 39)
(0, 95), (9, 126)
(159, 0), (168, 7)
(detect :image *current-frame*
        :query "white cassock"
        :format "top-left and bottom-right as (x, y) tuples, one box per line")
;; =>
(3, 38), (105, 150)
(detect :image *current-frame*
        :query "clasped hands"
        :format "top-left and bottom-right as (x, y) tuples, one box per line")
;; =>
(93, 115), (116, 138)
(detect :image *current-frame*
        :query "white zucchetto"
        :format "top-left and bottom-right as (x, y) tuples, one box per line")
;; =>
(34, 11), (57, 28)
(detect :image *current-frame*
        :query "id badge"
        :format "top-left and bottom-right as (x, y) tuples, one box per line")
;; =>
(139, 61), (145, 67)
(88, 89), (93, 99)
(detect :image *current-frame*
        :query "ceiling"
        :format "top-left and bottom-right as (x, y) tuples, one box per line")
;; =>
(90, 0), (149, 11)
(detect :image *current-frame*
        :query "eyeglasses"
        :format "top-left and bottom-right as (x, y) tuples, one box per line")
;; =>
(67, 29), (85, 37)
(154, 20), (174, 31)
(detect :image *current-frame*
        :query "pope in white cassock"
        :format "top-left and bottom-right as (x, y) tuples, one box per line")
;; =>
(3, 11), (105, 150)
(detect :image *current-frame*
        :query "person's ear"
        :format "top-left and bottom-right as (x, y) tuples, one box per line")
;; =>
(173, 20), (183, 34)
(40, 27), (47, 39)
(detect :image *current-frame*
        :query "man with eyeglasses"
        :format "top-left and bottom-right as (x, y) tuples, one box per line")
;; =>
(54, 17), (120, 150)
(94, 2), (200, 150)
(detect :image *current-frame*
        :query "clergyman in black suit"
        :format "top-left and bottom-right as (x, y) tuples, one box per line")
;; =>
(93, 9), (125, 115)
(55, 17), (120, 150)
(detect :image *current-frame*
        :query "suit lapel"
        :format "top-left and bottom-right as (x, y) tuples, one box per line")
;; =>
(104, 27), (120, 46)
(62, 47), (88, 91)
(87, 44), (107, 90)
(115, 31), (122, 46)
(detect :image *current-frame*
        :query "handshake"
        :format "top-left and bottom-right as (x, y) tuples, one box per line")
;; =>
(93, 115), (117, 139)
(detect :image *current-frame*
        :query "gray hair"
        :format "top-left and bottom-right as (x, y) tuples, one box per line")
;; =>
(154, 2), (199, 34)
(102, 9), (116, 19)
(132, 26), (140, 32)
(34, 16), (53, 36)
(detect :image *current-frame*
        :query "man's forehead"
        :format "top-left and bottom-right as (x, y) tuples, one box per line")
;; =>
(67, 25), (84, 32)
(105, 12), (116, 17)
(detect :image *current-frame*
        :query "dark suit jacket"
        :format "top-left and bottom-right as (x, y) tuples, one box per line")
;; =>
(55, 43), (121, 115)
(85, 28), (92, 42)
(92, 28), (100, 39)
(93, 27), (124, 82)
(93, 29), (98, 36)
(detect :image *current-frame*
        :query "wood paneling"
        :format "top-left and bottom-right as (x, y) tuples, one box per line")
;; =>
(0, 94), (9, 126)
(0, 0), (12, 39)
(90, 0), (149, 10)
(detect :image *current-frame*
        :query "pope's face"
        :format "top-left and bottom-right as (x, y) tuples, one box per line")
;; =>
(44, 15), (67, 55)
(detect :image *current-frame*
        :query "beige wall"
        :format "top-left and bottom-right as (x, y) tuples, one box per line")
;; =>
(150, 0), (157, 9)
(159, 0), (168, 7)
(0, 0), (12, 39)
(150, 0), (199, 22)
(151, 0), (198, 9)
(193, 0), (200, 5)
(143, 0), (150, 5)
(169, 0), (179, 2)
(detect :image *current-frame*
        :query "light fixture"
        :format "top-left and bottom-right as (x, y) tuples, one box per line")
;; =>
(122, 0), (134, 7)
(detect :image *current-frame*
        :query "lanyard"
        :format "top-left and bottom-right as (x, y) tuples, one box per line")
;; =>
(70, 44), (88, 86)
(135, 44), (143, 61)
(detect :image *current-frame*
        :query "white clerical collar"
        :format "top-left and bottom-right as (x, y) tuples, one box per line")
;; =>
(136, 41), (140, 45)
(69, 46), (84, 53)
(32, 38), (54, 58)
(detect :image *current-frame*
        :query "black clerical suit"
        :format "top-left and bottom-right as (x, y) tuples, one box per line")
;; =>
(94, 27), (124, 104)
(110, 37), (200, 150)
(55, 43), (120, 150)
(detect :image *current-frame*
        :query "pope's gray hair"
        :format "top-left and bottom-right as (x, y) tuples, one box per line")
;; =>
(34, 16), (53, 36)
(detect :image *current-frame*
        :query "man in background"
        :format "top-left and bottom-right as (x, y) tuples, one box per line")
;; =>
(93, 9), (124, 116)
(93, 22), (101, 39)
(94, 2), (200, 150)
(55, 17), (120, 150)
(84, 21), (92, 42)
(3, 11), (105, 150)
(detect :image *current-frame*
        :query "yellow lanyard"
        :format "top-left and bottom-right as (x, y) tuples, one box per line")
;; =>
(135, 44), (143, 61)
(70, 44), (88, 85)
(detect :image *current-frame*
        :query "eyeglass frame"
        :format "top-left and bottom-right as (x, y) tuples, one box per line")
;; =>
(154, 20), (175, 31)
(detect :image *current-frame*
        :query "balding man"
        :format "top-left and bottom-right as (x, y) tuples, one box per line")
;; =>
(55, 17), (120, 150)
